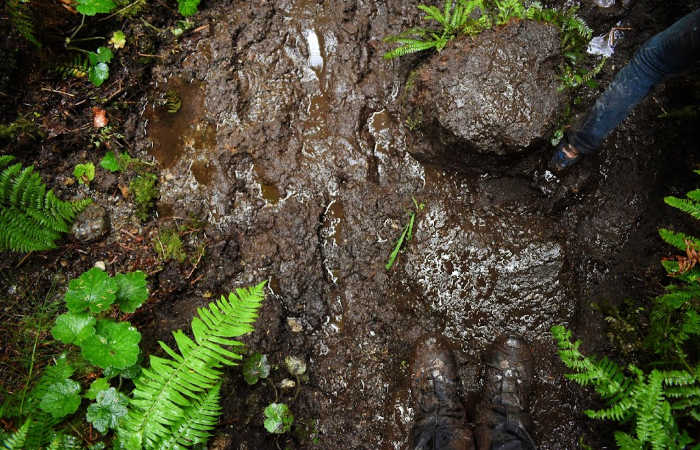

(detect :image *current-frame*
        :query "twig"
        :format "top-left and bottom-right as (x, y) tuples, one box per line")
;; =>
(16, 251), (33, 268)
(186, 246), (206, 279)
(137, 52), (165, 59)
(41, 87), (75, 97)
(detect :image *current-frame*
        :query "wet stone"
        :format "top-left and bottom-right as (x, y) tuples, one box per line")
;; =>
(405, 20), (564, 157)
(71, 204), (109, 242)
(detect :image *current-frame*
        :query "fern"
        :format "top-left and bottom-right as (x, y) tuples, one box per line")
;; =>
(5, 0), (40, 48)
(152, 384), (221, 449)
(118, 282), (266, 449)
(0, 419), (30, 450)
(0, 156), (91, 252)
(55, 55), (90, 80)
(552, 326), (699, 449)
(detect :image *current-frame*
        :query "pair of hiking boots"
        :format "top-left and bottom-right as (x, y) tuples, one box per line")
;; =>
(410, 335), (537, 450)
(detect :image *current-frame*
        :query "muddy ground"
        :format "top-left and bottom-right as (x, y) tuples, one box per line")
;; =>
(1, 0), (699, 448)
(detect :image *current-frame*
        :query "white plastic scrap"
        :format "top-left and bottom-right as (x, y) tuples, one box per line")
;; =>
(587, 35), (614, 57)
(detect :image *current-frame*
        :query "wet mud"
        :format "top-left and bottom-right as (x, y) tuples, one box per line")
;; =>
(122, 1), (699, 448)
(2, 0), (698, 449)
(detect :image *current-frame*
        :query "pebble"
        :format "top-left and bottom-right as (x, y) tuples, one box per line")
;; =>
(94, 261), (106, 270)
(287, 317), (303, 333)
(280, 378), (296, 390)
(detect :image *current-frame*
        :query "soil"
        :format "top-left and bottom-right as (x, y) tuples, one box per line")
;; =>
(1, 0), (699, 449)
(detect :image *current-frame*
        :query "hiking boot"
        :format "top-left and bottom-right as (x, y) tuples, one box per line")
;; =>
(474, 335), (537, 450)
(410, 335), (474, 450)
(549, 141), (581, 173)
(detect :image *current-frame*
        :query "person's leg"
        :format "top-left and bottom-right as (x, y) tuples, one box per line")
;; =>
(551, 8), (700, 170)
(474, 336), (537, 450)
(410, 335), (475, 450)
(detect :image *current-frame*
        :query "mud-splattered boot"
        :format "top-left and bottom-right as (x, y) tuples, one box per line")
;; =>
(410, 335), (475, 450)
(474, 336), (537, 450)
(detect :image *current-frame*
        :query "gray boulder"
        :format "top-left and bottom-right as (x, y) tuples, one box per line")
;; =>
(405, 20), (564, 156)
(71, 203), (109, 242)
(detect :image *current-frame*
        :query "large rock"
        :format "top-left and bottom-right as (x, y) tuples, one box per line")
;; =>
(406, 20), (564, 156)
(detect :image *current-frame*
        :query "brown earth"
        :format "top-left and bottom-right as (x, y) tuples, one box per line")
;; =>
(1, 0), (699, 449)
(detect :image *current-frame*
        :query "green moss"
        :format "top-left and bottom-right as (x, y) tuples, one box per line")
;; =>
(153, 228), (186, 263)
(129, 173), (158, 221)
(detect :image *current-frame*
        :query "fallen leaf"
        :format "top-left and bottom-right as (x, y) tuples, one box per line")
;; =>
(118, 184), (130, 198)
(93, 107), (109, 128)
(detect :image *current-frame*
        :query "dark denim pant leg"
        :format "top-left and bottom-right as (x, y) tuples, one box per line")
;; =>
(569, 8), (700, 154)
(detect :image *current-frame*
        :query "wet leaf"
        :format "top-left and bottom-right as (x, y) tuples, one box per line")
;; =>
(86, 387), (128, 433)
(76, 0), (116, 16)
(92, 107), (108, 128)
(81, 319), (141, 369)
(177, 0), (200, 17)
(51, 312), (96, 345)
(242, 353), (270, 385)
(39, 379), (81, 418)
(263, 403), (294, 434)
(85, 378), (110, 400)
(284, 355), (306, 376)
(109, 30), (126, 49)
(103, 362), (141, 380)
(73, 163), (95, 185)
(100, 151), (120, 172)
(89, 62), (109, 87)
(65, 268), (118, 314)
(114, 271), (148, 313)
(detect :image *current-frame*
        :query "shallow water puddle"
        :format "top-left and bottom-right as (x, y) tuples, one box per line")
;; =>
(146, 77), (207, 169)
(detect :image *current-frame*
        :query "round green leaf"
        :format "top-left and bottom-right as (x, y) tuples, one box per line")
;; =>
(86, 387), (128, 433)
(73, 163), (95, 185)
(95, 46), (114, 63)
(243, 353), (270, 385)
(81, 320), (141, 369)
(100, 151), (120, 172)
(76, 0), (116, 16)
(65, 268), (118, 314)
(114, 271), (148, 313)
(263, 403), (293, 434)
(39, 379), (81, 418)
(89, 63), (110, 87)
(52, 312), (96, 345)
(109, 30), (126, 49)
(85, 378), (110, 400)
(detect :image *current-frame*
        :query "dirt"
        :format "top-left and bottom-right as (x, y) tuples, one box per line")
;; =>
(1, 0), (699, 449)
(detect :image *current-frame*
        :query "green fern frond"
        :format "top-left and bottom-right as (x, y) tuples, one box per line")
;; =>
(384, 40), (439, 59)
(5, 0), (40, 47)
(0, 156), (90, 252)
(119, 282), (266, 449)
(665, 195), (700, 220)
(1, 418), (31, 450)
(614, 431), (643, 450)
(658, 228), (700, 252)
(153, 384), (221, 449)
(54, 56), (89, 80)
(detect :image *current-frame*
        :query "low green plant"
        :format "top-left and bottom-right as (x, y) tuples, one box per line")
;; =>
(177, 0), (200, 17)
(153, 227), (187, 263)
(109, 30), (126, 49)
(129, 173), (158, 221)
(73, 163), (96, 185)
(166, 89), (182, 113)
(552, 326), (698, 449)
(99, 150), (132, 172)
(264, 403), (294, 434)
(5, 0), (41, 47)
(383, 0), (490, 59)
(2, 269), (265, 449)
(242, 353), (271, 385)
(0, 155), (91, 252)
(117, 281), (266, 448)
(51, 267), (147, 369)
(0, 113), (44, 141)
(384, 0), (601, 90)
(386, 197), (425, 270)
(75, 0), (116, 15)
(552, 173), (700, 449)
